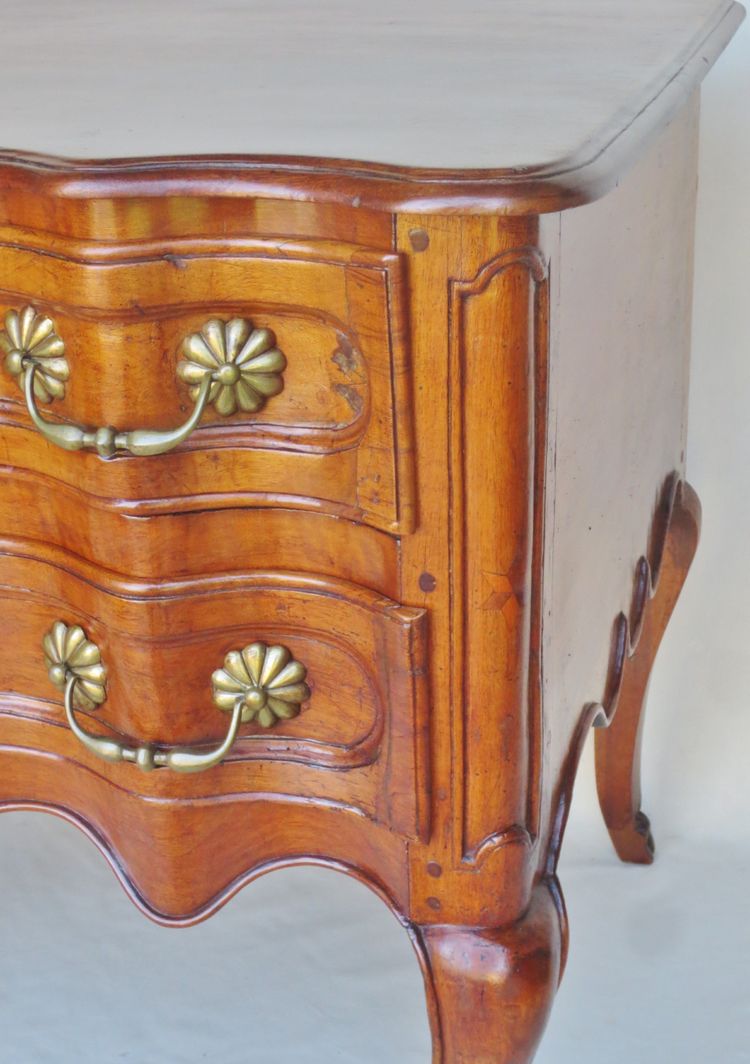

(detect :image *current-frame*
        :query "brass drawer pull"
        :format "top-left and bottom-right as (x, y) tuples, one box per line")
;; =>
(42, 622), (310, 774)
(211, 641), (312, 729)
(1, 308), (286, 458)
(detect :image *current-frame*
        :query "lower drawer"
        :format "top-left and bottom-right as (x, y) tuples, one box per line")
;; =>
(0, 544), (429, 839)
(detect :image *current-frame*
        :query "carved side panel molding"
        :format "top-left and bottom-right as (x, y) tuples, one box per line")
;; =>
(448, 247), (549, 863)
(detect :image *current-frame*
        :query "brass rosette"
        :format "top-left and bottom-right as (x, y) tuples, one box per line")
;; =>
(0, 306), (69, 403)
(177, 318), (286, 416)
(211, 642), (310, 728)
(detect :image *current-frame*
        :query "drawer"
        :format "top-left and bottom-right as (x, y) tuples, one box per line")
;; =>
(0, 236), (415, 534)
(0, 483), (400, 586)
(0, 545), (429, 840)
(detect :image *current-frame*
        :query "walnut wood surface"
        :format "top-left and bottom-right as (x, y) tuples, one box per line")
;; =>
(0, 0), (743, 213)
(0, 237), (416, 534)
(0, 36), (733, 1063)
(416, 881), (565, 1064)
(595, 481), (701, 864)
(0, 549), (430, 836)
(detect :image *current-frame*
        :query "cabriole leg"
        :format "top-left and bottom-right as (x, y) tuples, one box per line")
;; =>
(414, 880), (565, 1064)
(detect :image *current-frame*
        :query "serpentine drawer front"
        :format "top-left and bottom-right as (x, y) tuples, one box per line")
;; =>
(0, 548), (428, 839)
(0, 3), (742, 1062)
(0, 239), (415, 535)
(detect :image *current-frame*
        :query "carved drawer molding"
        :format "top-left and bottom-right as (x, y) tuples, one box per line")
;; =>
(0, 238), (416, 534)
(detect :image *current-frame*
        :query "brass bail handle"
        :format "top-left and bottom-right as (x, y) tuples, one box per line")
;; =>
(1, 308), (286, 458)
(43, 622), (311, 775)
(63, 673), (246, 773)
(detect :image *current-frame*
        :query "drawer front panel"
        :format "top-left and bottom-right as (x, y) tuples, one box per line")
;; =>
(0, 475), (400, 588)
(0, 548), (429, 838)
(0, 239), (414, 533)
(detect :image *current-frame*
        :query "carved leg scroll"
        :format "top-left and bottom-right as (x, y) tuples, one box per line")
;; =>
(595, 480), (701, 863)
(414, 880), (565, 1064)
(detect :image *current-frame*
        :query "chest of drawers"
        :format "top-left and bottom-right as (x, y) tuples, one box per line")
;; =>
(0, 2), (743, 1060)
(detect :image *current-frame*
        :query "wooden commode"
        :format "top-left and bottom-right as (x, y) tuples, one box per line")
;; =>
(0, 2), (743, 1060)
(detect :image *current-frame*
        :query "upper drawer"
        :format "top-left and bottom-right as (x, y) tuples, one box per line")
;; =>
(0, 237), (415, 534)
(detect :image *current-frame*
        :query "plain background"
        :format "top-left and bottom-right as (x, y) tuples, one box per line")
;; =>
(0, 15), (748, 1064)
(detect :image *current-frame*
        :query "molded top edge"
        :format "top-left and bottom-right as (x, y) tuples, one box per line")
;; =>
(0, 0), (743, 215)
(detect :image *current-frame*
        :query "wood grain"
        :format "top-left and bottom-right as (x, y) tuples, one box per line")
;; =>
(0, 760), (412, 925)
(0, 1), (742, 212)
(595, 481), (701, 864)
(448, 246), (547, 863)
(0, 548), (430, 839)
(535, 96), (701, 868)
(0, 477), (400, 584)
(0, 24), (737, 1058)
(416, 881), (565, 1064)
(0, 235), (416, 533)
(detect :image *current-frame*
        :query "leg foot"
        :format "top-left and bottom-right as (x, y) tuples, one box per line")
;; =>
(595, 481), (701, 863)
(415, 880), (565, 1064)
